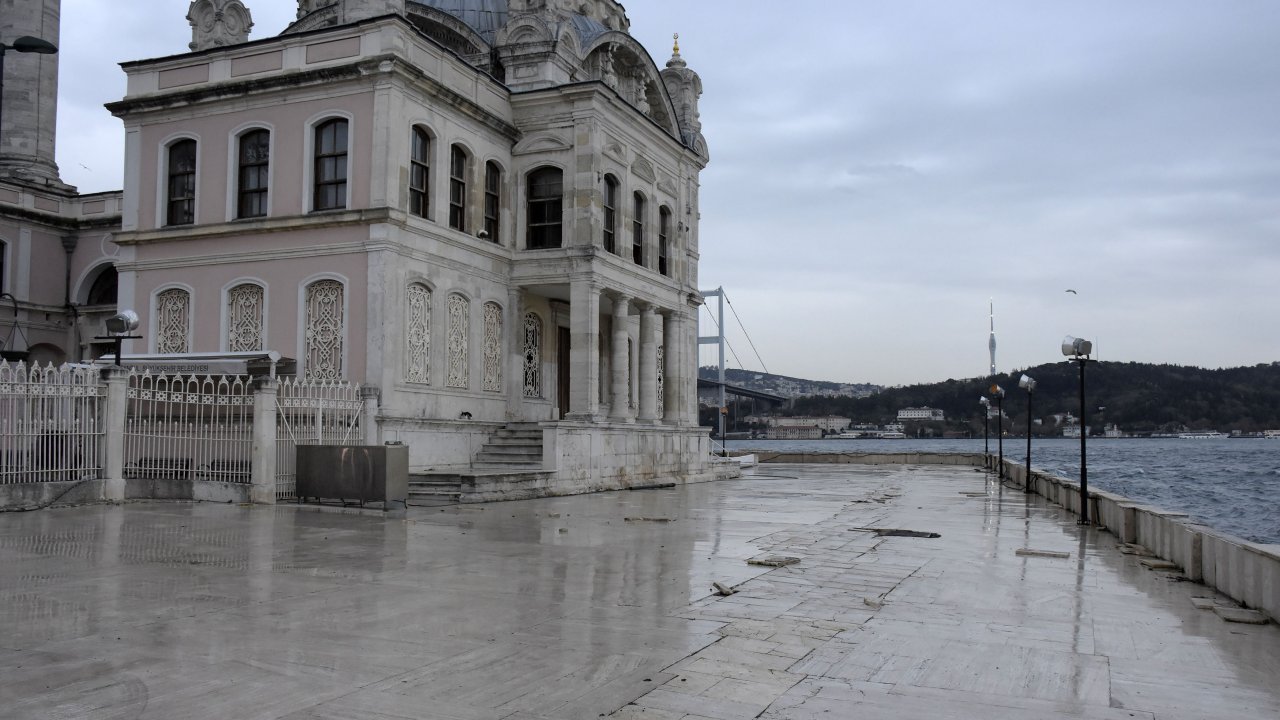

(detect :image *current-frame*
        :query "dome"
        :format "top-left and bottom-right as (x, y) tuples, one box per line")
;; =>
(413, 0), (508, 44)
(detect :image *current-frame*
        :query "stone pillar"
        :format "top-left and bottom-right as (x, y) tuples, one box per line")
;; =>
(567, 280), (600, 419)
(100, 365), (128, 501)
(506, 286), (523, 419)
(360, 385), (381, 445)
(0, 0), (64, 183)
(679, 308), (699, 425)
(662, 311), (680, 425)
(250, 377), (278, 505)
(638, 304), (658, 423)
(609, 293), (631, 422)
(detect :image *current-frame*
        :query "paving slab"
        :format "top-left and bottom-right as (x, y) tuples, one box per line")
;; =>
(1, 464), (1278, 719)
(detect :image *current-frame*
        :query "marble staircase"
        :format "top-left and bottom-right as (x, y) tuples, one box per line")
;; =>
(472, 423), (544, 469)
(407, 423), (549, 506)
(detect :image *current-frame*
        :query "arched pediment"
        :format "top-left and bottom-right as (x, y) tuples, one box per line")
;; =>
(513, 130), (572, 156)
(630, 156), (656, 183)
(406, 5), (491, 56)
(583, 35), (680, 137)
(497, 15), (555, 46)
(282, 3), (340, 34)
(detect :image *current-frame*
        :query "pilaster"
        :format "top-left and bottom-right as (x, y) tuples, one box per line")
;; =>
(609, 293), (631, 422)
(638, 304), (658, 423)
(567, 279), (600, 419)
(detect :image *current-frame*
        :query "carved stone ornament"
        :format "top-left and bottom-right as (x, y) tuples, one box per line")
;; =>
(187, 0), (254, 52)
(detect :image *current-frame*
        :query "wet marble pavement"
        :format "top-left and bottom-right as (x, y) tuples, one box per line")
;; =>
(1, 464), (1277, 719)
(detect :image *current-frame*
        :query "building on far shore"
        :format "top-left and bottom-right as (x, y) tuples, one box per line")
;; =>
(897, 407), (944, 422)
(768, 424), (821, 440)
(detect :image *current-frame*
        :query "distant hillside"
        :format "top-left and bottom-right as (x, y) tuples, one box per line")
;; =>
(788, 361), (1280, 434)
(698, 367), (880, 400)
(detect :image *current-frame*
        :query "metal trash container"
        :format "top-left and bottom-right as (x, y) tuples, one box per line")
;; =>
(296, 443), (408, 509)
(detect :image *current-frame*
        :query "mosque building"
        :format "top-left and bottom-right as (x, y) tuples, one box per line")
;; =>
(0, 0), (728, 495)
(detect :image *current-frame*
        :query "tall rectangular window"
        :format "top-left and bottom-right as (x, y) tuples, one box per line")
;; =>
(313, 119), (348, 211)
(603, 175), (618, 254)
(410, 127), (430, 218)
(484, 161), (500, 243)
(526, 168), (563, 250)
(237, 130), (270, 219)
(658, 206), (671, 276)
(449, 145), (467, 231)
(632, 192), (645, 266)
(166, 139), (197, 226)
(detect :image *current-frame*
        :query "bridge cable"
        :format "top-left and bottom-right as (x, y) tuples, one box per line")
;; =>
(723, 292), (771, 375)
(700, 305), (748, 370)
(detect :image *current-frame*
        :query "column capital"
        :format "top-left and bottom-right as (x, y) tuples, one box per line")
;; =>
(610, 292), (632, 316)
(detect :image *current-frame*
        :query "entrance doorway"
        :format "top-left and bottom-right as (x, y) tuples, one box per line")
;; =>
(557, 326), (570, 419)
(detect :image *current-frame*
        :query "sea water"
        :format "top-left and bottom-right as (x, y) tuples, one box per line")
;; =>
(725, 437), (1280, 545)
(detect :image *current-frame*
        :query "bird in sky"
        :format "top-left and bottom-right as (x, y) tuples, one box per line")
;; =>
(1065, 289), (1078, 294)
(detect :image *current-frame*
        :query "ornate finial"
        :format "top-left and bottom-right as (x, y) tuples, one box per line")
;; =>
(673, 33), (680, 55)
(188, 0), (253, 51)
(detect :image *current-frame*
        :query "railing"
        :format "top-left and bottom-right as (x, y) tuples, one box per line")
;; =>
(274, 377), (362, 499)
(0, 361), (104, 484)
(125, 371), (254, 483)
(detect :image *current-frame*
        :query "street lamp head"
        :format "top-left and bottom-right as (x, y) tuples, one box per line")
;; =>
(1061, 335), (1092, 357)
(8, 36), (59, 54)
(104, 310), (140, 335)
(989, 384), (1005, 398)
(1019, 374), (1037, 392)
(979, 397), (990, 408)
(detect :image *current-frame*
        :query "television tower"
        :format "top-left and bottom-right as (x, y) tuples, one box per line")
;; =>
(988, 299), (997, 376)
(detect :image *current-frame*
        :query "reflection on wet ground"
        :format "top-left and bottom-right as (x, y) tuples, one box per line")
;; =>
(1, 464), (1277, 719)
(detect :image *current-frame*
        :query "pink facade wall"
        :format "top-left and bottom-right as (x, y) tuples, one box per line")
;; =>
(135, 93), (376, 229)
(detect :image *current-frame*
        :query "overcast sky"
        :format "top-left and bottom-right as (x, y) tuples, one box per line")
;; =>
(54, 1), (1280, 386)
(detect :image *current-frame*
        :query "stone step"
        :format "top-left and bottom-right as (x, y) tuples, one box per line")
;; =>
(477, 445), (542, 457)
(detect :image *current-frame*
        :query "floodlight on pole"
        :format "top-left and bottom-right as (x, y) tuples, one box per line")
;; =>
(96, 310), (142, 366)
(1062, 335), (1093, 523)
(979, 396), (991, 461)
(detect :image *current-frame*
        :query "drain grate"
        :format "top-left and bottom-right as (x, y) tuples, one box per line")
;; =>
(851, 528), (941, 539)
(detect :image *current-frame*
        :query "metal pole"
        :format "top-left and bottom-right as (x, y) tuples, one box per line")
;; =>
(1078, 359), (1089, 523)
(717, 291), (725, 455)
(1025, 390), (1033, 480)
(996, 394), (1003, 478)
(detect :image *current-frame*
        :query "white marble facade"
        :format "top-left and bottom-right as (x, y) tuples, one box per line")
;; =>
(0, 0), (718, 488)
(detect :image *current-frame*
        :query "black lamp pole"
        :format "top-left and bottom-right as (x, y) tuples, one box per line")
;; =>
(1077, 358), (1090, 523)
(983, 409), (989, 456)
(1025, 390), (1033, 479)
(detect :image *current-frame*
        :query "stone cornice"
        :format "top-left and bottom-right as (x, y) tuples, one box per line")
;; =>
(111, 208), (394, 246)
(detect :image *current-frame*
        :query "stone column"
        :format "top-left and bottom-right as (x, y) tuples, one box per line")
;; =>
(662, 311), (680, 425)
(0, 0), (64, 183)
(506, 286), (523, 419)
(682, 308), (699, 425)
(359, 385), (381, 445)
(610, 293), (631, 422)
(567, 280), (600, 419)
(638, 304), (658, 423)
(100, 365), (128, 501)
(250, 377), (278, 505)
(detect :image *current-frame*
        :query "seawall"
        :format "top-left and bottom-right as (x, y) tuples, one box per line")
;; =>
(754, 451), (1280, 624)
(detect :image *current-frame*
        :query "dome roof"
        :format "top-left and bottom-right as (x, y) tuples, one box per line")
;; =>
(413, 0), (508, 44)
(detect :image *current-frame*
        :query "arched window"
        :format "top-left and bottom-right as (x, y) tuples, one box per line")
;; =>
(526, 167), (562, 249)
(658, 206), (671, 277)
(304, 279), (344, 379)
(449, 145), (467, 231)
(237, 129), (270, 219)
(410, 127), (430, 218)
(632, 192), (645, 265)
(226, 283), (265, 352)
(155, 288), (191, 353)
(482, 301), (502, 392)
(603, 175), (618, 254)
(446, 293), (469, 388)
(85, 266), (118, 306)
(405, 282), (431, 383)
(313, 119), (348, 211)
(522, 312), (542, 398)
(483, 161), (501, 243)
(166, 139), (197, 226)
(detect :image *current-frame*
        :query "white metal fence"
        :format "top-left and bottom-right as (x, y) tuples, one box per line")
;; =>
(0, 361), (104, 484)
(125, 371), (255, 483)
(274, 377), (362, 499)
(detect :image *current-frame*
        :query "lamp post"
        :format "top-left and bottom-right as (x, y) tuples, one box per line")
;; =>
(96, 310), (142, 366)
(1019, 374), (1036, 484)
(1062, 336), (1093, 524)
(990, 384), (1005, 478)
(0, 36), (59, 148)
(979, 397), (990, 463)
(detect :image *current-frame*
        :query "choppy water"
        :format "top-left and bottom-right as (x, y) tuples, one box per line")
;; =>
(725, 438), (1280, 545)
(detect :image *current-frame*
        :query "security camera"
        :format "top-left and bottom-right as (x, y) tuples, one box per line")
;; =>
(104, 310), (140, 335)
